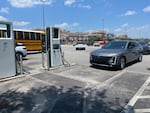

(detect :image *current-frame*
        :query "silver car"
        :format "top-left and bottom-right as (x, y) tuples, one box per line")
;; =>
(15, 43), (27, 57)
(90, 40), (143, 70)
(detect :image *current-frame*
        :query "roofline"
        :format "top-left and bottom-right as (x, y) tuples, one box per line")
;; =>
(0, 21), (12, 25)
(0, 27), (44, 33)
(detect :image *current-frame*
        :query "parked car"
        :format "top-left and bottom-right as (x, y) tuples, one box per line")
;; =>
(75, 42), (86, 50)
(86, 41), (94, 46)
(93, 42), (100, 47)
(90, 40), (143, 70)
(15, 43), (27, 57)
(98, 40), (107, 45)
(139, 41), (150, 54)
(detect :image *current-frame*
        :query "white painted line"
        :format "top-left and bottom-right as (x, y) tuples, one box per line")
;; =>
(48, 72), (99, 84)
(28, 76), (60, 89)
(135, 108), (150, 113)
(123, 77), (150, 110)
(93, 70), (126, 89)
(126, 70), (150, 76)
(145, 86), (150, 90)
(137, 95), (150, 99)
(0, 74), (26, 82)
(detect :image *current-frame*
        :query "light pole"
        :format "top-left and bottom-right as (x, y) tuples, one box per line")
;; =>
(102, 19), (105, 40)
(40, 0), (47, 68)
(41, 0), (46, 31)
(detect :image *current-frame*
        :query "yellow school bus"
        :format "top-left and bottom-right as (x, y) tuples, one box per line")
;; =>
(0, 28), (45, 51)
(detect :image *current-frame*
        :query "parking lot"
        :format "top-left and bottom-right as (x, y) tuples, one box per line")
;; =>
(0, 45), (150, 113)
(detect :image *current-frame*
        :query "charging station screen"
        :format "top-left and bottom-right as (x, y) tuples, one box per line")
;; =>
(52, 28), (59, 39)
(53, 44), (60, 49)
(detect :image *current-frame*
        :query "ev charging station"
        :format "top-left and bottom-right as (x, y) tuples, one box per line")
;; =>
(0, 21), (16, 79)
(45, 27), (62, 69)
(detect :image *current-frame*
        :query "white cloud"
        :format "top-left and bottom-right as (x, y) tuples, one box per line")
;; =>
(7, 0), (53, 8)
(114, 28), (122, 32)
(0, 7), (9, 14)
(54, 22), (69, 28)
(13, 21), (30, 26)
(143, 6), (150, 12)
(121, 23), (129, 28)
(0, 16), (8, 21)
(114, 24), (150, 38)
(54, 22), (79, 30)
(72, 22), (79, 27)
(64, 0), (76, 6)
(113, 23), (129, 34)
(123, 10), (137, 16)
(78, 4), (91, 9)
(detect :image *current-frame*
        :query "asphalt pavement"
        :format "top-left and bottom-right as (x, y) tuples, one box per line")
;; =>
(0, 45), (150, 113)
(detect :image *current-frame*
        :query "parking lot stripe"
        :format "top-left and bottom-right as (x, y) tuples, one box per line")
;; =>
(93, 70), (126, 89)
(137, 95), (150, 99)
(135, 108), (150, 113)
(47, 71), (100, 85)
(145, 86), (150, 90)
(126, 70), (150, 76)
(122, 77), (150, 111)
(28, 75), (60, 88)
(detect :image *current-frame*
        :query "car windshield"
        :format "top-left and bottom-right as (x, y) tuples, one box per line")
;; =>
(139, 42), (148, 46)
(102, 41), (127, 49)
(77, 42), (85, 44)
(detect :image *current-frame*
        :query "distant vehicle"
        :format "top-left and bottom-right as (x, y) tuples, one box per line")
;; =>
(139, 41), (150, 54)
(75, 42), (86, 50)
(93, 42), (100, 47)
(73, 42), (77, 46)
(86, 41), (94, 46)
(15, 43), (27, 57)
(98, 40), (106, 45)
(90, 40), (143, 70)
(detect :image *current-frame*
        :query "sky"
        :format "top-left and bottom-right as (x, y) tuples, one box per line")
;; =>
(0, 0), (150, 38)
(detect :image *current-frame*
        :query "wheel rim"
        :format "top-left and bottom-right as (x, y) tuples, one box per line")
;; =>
(120, 58), (125, 69)
(139, 54), (142, 62)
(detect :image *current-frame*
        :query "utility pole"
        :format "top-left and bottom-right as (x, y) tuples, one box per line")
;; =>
(102, 19), (105, 40)
(41, 0), (47, 68)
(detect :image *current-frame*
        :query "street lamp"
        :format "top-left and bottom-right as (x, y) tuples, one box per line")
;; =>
(102, 19), (105, 40)
(40, 0), (47, 68)
(41, 0), (46, 31)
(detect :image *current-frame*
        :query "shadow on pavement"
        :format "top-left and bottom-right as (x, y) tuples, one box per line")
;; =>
(0, 84), (130, 113)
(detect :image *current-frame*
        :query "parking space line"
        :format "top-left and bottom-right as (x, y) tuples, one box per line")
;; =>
(126, 70), (150, 76)
(137, 95), (150, 99)
(27, 75), (60, 88)
(47, 71), (100, 85)
(135, 108), (150, 113)
(121, 77), (150, 112)
(145, 86), (150, 90)
(93, 70), (126, 89)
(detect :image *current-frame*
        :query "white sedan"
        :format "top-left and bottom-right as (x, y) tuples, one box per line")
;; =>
(75, 43), (86, 50)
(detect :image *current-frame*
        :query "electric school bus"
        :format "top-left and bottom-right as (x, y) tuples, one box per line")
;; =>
(0, 21), (16, 79)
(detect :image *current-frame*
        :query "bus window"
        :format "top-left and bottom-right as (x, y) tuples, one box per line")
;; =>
(36, 33), (40, 40)
(31, 32), (35, 40)
(0, 30), (2, 37)
(18, 31), (23, 40)
(2, 30), (7, 37)
(24, 32), (30, 40)
(0, 24), (11, 38)
(14, 31), (17, 39)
